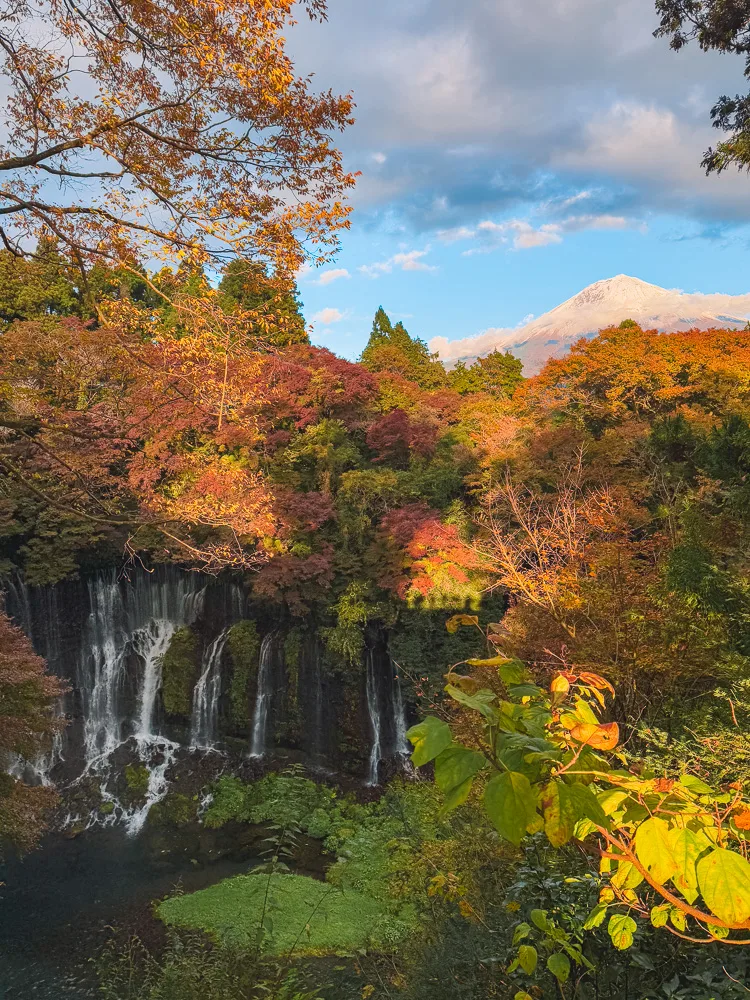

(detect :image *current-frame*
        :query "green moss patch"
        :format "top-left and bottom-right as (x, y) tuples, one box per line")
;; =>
(158, 872), (387, 955)
(227, 620), (260, 726)
(161, 627), (200, 716)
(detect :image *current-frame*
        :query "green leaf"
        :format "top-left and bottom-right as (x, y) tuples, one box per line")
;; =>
(444, 684), (497, 721)
(597, 790), (629, 817)
(696, 848), (750, 926)
(608, 914), (637, 951)
(499, 659), (529, 685)
(434, 746), (487, 813)
(512, 922), (531, 945)
(669, 907), (686, 932)
(530, 909), (549, 931)
(610, 860), (644, 890)
(509, 684), (544, 700)
(634, 816), (679, 884)
(574, 697), (599, 725)
(514, 993), (534, 1000)
(668, 827), (709, 901)
(484, 771), (538, 846)
(517, 944), (538, 975)
(650, 904), (670, 928)
(407, 717), (452, 767)
(542, 780), (606, 848)
(547, 953), (570, 984)
(583, 903), (608, 930)
(679, 774), (712, 795)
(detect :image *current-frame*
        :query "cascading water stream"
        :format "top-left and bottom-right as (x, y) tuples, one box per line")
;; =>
(391, 660), (410, 756)
(82, 575), (128, 760)
(249, 633), (275, 758)
(190, 628), (230, 748)
(76, 570), (208, 833)
(365, 648), (383, 786)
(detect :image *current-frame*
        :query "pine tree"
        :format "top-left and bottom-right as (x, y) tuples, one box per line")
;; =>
(361, 308), (447, 390)
(218, 259), (307, 347)
(361, 306), (394, 364)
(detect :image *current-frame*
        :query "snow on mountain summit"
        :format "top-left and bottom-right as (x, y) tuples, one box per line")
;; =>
(432, 275), (750, 374)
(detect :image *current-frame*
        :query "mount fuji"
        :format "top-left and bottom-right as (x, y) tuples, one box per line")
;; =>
(431, 275), (750, 374)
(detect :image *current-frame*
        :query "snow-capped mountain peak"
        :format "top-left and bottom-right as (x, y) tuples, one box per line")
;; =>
(431, 275), (750, 374)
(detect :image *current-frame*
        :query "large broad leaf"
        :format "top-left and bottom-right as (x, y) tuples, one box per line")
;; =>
(542, 780), (606, 848)
(634, 817), (679, 884)
(696, 848), (750, 926)
(444, 684), (497, 721)
(407, 716), (452, 767)
(434, 746), (487, 813)
(608, 914), (636, 950)
(569, 722), (619, 751)
(583, 903), (608, 930)
(499, 659), (530, 685)
(484, 771), (538, 847)
(547, 953), (570, 984)
(668, 827), (709, 902)
(679, 774), (712, 795)
(517, 944), (538, 975)
(597, 790), (629, 817)
(610, 860), (644, 891)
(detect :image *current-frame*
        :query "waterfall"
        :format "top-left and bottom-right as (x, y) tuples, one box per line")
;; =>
(190, 628), (230, 748)
(365, 648), (382, 786)
(82, 575), (128, 760)
(74, 569), (207, 834)
(392, 660), (410, 756)
(122, 739), (179, 836)
(80, 570), (206, 761)
(249, 633), (275, 758)
(132, 620), (179, 737)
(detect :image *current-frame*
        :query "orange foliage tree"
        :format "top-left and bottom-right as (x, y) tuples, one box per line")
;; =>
(0, 0), (355, 280)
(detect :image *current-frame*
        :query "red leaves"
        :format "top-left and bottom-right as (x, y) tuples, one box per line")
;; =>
(375, 503), (483, 604)
(262, 346), (377, 431)
(366, 409), (439, 464)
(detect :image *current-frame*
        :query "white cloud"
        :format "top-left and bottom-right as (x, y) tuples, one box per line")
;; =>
(371, 151), (387, 164)
(457, 213), (637, 254)
(316, 268), (351, 286)
(560, 101), (750, 216)
(311, 307), (345, 325)
(359, 247), (437, 278)
(437, 225), (476, 243)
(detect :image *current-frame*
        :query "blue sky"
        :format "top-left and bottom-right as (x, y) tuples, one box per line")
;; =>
(289, 0), (750, 361)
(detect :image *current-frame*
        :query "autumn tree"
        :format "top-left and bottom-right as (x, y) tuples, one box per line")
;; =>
(0, 0), (359, 572)
(0, 611), (66, 854)
(0, 0), (354, 282)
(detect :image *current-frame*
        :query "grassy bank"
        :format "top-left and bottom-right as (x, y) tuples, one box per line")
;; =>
(158, 871), (387, 955)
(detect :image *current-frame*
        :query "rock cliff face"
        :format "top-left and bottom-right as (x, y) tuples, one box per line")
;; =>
(434, 275), (750, 374)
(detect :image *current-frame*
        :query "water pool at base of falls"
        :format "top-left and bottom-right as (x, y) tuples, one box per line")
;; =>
(0, 825), (262, 999)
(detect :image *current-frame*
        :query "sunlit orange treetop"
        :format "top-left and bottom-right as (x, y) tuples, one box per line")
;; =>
(0, 0), (355, 278)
